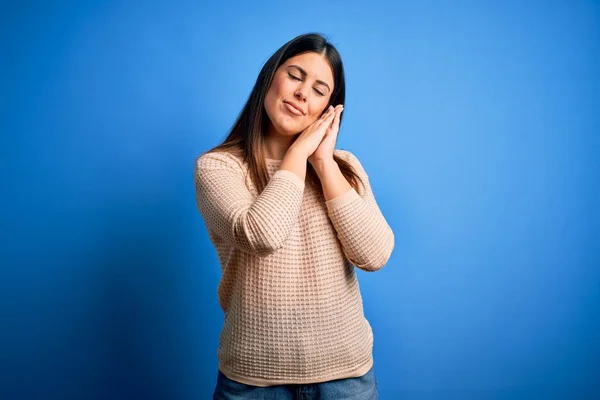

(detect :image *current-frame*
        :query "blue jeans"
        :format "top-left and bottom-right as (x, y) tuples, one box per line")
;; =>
(213, 366), (378, 400)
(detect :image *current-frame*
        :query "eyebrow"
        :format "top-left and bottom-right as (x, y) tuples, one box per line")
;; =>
(287, 65), (331, 92)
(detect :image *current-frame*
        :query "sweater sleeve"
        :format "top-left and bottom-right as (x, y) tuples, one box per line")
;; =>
(325, 150), (395, 271)
(194, 152), (305, 257)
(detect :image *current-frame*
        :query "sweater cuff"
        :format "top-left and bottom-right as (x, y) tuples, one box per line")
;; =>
(272, 169), (306, 190)
(325, 188), (360, 211)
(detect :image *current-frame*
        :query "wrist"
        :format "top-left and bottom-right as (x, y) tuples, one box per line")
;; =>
(311, 157), (337, 175)
(286, 146), (309, 161)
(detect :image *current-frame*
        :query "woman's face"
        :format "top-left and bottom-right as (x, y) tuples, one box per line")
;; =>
(264, 52), (334, 136)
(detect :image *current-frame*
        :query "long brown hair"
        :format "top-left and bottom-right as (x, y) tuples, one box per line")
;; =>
(202, 33), (362, 194)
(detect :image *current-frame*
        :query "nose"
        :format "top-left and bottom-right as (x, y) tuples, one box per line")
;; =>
(294, 87), (307, 102)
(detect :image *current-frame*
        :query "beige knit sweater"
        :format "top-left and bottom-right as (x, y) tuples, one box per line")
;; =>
(194, 148), (394, 386)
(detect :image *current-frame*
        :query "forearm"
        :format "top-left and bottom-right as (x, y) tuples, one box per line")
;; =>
(312, 159), (352, 201)
(325, 190), (394, 271)
(195, 153), (305, 256)
(280, 148), (308, 183)
(314, 156), (394, 271)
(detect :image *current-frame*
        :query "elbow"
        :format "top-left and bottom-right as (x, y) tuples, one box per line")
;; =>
(353, 229), (395, 272)
(354, 252), (391, 272)
(242, 213), (288, 257)
(251, 239), (284, 257)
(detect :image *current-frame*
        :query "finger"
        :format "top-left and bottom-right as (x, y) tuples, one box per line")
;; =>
(316, 110), (336, 128)
(314, 109), (333, 127)
(325, 111), (336, 123)
(329, 109), (340, 131)
(326, 107), (342, 125)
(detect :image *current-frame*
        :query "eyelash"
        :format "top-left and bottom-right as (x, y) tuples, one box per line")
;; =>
(288, 73), (325, 96)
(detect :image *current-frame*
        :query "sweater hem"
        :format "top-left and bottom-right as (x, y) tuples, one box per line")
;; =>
(218, 357), (374, 387)
(325, 188), (360, 211)
(273, 169), (306, 190)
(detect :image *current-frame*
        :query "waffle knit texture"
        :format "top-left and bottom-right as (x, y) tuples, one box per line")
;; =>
(194, 149), (394, 386)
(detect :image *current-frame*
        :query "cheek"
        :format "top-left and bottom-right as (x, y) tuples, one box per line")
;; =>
(264, 89), (280, 117)
(265, 88), (276, 106)
(310, 102), (330, 120)
(266, 81), (291, 114)
(268, 76), (288, 98)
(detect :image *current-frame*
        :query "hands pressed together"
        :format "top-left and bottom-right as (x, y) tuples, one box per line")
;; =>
(289, 104), (344, 166)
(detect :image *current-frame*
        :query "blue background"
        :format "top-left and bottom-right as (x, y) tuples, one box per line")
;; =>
(2, 1), (599, 399)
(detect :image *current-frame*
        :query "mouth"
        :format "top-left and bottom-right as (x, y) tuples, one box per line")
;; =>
(283, 101), (304, 116)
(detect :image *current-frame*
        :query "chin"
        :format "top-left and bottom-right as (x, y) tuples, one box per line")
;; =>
(274, 120), (305, 136)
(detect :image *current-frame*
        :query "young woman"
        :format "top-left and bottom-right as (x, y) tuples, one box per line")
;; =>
(194, 33), (394, 400)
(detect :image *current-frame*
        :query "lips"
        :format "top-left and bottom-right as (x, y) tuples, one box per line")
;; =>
(283, 101), (304, 116)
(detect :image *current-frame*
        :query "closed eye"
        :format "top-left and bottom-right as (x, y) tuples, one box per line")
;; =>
(289, 72), (325, 96)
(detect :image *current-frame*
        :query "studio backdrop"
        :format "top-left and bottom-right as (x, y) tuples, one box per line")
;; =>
(2, 1), (599, 399)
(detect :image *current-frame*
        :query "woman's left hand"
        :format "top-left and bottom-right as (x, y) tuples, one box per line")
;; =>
(308, 104), (344, 165)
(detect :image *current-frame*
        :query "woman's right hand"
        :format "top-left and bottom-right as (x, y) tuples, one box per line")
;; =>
(288, 105), (337, 159)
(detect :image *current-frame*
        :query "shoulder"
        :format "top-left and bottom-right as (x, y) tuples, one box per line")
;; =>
(333, 149), (360, 164)
(334, 149), (367, 176)
(196, 151), (245, 172)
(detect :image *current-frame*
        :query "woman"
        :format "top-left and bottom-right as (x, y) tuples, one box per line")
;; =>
(194, 33), (394, 400)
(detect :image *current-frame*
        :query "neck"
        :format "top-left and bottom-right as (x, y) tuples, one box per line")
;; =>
(264, 123), (299, 160)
